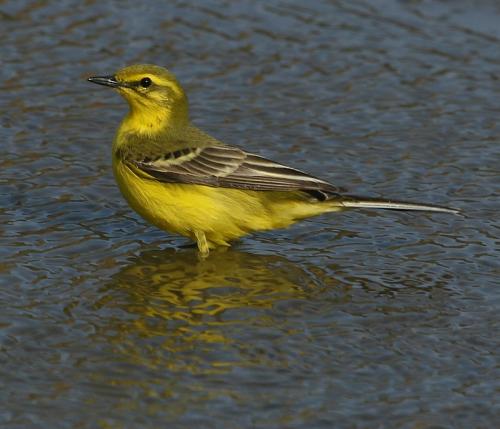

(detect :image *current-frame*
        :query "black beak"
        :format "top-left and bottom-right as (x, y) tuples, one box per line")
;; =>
(87, 75), (121, 88)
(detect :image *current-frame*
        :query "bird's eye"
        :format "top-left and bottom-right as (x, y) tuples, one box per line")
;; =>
(140, 77), (152, 88)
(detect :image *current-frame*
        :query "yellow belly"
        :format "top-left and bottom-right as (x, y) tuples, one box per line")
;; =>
(113, 159), (341, 247)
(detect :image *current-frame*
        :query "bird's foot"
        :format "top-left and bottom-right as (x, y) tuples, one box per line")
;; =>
(194, 230), (210, 258)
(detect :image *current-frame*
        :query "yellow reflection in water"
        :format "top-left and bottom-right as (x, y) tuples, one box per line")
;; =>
(95, 248), (327, 374)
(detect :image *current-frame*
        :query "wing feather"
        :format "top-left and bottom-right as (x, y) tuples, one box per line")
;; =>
(129, 145), (342, 199)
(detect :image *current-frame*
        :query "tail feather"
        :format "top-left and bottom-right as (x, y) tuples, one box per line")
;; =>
(339, 195), (459, 215)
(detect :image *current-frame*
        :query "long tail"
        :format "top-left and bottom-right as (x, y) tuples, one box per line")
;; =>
(339, 195), (460, 215)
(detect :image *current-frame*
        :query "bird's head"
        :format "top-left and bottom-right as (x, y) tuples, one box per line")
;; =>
(88, 64), (189, 134)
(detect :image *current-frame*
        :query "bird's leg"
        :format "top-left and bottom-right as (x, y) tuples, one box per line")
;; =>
(194, 230), (210, 257)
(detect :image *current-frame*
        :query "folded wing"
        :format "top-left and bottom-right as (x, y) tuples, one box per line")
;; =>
(129, 145), (343, 200)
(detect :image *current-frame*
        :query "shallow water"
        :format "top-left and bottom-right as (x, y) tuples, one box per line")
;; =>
(1, 1), (499, 428)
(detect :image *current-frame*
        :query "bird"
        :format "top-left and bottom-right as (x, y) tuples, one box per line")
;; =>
(87, 64), (458, 256)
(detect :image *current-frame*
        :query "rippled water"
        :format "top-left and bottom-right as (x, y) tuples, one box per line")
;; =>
(1, 1), (499, 428)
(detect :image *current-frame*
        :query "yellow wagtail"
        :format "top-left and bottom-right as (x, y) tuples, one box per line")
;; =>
(88, 64), (458, 256)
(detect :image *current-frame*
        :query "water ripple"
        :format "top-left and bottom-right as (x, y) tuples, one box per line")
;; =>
(1, 0), (499, 428)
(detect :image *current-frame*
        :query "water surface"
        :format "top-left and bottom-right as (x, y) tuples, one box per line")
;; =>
(1, 1), (499, 428)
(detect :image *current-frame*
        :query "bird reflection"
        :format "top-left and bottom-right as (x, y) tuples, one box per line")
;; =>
(105, 247), (318, 316)
(94, 248), (331, 374)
